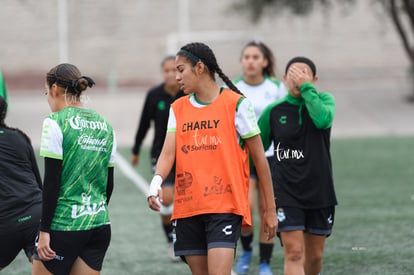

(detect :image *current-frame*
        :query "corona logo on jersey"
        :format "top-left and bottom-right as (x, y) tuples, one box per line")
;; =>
(69, 115), (108, 132)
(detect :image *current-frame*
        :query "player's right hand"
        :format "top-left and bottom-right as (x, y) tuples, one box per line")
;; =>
(36, 231), (56, 261)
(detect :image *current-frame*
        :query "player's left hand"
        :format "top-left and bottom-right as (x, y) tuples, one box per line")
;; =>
(263, 208), (278, 240)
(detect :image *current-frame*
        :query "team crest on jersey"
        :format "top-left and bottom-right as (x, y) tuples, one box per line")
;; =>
(71, 192), (106, 219)
(158, 101), (166, 110)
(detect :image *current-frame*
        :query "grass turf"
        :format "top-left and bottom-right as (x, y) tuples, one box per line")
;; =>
(3, 136), (414, 274)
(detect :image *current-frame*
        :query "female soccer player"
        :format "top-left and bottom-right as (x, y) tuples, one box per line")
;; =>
(32, 63), (117, 275)
(234, 41), (287, 275)
(258, 57), (337, 275)
(0, 96), (42, 271)
(147, 42), (278, 275)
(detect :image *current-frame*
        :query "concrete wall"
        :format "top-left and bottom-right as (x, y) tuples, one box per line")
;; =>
(0, 0), (410, 89)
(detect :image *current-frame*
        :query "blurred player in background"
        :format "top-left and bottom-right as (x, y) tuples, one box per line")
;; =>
(0, 95), (42, 271)
(234, 41), (287, 275)
(131, 56), (183, 261)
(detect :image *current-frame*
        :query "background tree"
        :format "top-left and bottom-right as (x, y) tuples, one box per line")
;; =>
(233, 0), (414, 100)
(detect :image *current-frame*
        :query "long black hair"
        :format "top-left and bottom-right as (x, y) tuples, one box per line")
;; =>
(0, 96), (31, 144)
(177, 42), (244, 96)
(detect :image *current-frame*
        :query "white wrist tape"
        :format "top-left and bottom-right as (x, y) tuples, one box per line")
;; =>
(148, 174), (163, 198)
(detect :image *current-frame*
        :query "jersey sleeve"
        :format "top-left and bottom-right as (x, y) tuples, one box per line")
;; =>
(166, 107), (176, 133)
(235, 97), (260, 139)
(257, 104), (274, 152)
(40, 117), (63, 160)
(132, 91), (153, 154)
(300, 82), (335, 129)
(109, 131), (117, 167)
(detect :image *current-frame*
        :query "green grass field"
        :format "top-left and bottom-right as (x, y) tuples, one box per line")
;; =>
(3, 136), (414, 274)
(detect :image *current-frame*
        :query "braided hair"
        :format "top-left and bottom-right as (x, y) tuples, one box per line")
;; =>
(241, 41), (276, 78)
(177, 42), (244, 96)
(46, 63), (95, 97)
(0, 96), (31, 144)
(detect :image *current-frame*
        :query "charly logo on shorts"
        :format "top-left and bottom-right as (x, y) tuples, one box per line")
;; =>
(222, 225), (233, 236)
(54, 255), (64, 261)
(277, 208), (286, 222)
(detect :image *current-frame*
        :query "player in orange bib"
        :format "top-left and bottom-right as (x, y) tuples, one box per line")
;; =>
(147, 42), (277, 275)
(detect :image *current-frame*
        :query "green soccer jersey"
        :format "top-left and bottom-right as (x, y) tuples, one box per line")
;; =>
(40, 107), (116, 231)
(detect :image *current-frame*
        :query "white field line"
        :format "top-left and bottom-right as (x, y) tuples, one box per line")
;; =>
(115, 152), (149, 196)
(115, 152), (239, 275)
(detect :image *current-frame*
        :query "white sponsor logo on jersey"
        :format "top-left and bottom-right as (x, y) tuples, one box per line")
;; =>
(69, 116), (108, 132)
(72, 193), (106, 219)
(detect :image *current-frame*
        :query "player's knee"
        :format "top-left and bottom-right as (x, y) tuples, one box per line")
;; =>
(285, 246), (304, 263)
(306, 252), (323, 266)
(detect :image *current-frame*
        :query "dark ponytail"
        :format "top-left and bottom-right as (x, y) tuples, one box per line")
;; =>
(0, 96), (32, 144)
(177, 42), (244, 96)
(46, 63), (95, 97)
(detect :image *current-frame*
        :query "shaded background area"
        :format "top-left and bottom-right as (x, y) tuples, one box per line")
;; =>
(0, 1), (410, 88)
(2, 0), (413, 146)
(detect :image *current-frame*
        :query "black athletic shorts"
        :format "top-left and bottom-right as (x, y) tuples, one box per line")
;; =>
(0, 203), (41, 268)
(0, 225), (39, 267)
(33, 224), (111, 274)
(173, 213), (242, 257)
(276, 206), (335, 237)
